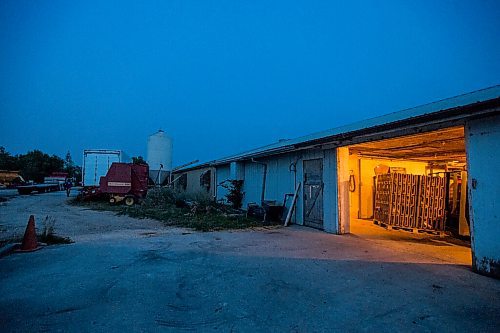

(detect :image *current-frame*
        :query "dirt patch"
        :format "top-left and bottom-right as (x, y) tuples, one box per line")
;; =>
(0, 192), (165, 243)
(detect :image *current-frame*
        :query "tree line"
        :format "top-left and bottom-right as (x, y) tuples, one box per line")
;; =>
(0, 147), (81, 183)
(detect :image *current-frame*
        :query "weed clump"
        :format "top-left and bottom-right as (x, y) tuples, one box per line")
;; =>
(39, 216), (73, 244)
(74, 187), (267, 232)
(0, 215), (73, 248)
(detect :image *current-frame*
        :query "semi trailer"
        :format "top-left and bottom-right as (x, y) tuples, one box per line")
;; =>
(82, 149), (130, 187)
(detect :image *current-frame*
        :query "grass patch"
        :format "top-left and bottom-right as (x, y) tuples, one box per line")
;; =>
(70, 188), (271, 232)
(39, 233), (73, 245)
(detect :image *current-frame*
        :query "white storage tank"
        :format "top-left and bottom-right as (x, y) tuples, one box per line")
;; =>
(147, 130), (173, 185)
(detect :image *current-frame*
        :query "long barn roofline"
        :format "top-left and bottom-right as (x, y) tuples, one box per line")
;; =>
(176, 85), (500, 172)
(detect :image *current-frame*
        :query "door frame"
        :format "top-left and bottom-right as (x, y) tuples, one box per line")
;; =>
(303, 158), (324, 229)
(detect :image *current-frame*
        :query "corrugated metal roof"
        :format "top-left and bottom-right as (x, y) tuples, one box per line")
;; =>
(178, 85), (500, 171)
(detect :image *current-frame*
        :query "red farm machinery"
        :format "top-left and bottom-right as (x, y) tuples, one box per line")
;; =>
(81, 163), (149, 206)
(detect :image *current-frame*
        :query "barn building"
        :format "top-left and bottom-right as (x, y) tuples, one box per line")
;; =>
(174, 86), (500, 277)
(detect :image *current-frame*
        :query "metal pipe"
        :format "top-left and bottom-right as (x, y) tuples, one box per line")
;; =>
(157, 163), (163, 187)
(358, 158), (362, 219)
(289, 157), (301, 223)
(289, 160), (297, 191)
(251, 158), (267, 204)
(213, 167), (218, 201)
(169, 174), (185, 185)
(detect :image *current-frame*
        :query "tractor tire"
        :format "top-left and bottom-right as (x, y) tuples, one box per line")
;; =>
(124, 196), (135, 206)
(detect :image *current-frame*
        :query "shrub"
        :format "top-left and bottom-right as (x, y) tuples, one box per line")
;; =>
(222, 180), (244, 209)
(142, 187), (177, 208)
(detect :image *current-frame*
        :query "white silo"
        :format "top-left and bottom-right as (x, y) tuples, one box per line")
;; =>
(147, 130), (173, 185)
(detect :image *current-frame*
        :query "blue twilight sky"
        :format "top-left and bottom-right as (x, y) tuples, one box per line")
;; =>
(0, 1), (499, 166)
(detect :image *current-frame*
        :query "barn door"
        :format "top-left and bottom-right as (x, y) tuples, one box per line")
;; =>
(303, 159), (324, 229)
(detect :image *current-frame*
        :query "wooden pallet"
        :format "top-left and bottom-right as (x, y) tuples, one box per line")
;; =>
(373, 220), (446, 238)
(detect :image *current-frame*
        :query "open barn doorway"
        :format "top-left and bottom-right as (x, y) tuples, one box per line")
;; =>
(340, 126), (472, 266)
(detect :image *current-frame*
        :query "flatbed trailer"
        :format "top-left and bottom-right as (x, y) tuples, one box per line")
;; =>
(17, 183), (61, 195)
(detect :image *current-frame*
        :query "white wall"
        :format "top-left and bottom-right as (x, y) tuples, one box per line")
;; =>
(216, 164), (231, 202)
(348, 156), (428, 219)
(183, 167), (216, 198)
(336, 147), (350, 234)
(466, 114), (500, 277)
(323, 148), (339, 233)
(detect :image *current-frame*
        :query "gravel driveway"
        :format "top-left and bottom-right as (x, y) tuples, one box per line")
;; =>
(0, 190), (163, 243)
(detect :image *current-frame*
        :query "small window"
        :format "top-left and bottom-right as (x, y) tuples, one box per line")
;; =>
(200, 170), (211, 192)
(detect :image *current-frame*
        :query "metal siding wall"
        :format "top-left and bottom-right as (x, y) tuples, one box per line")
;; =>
(243, 151), (319, 225)
(224, 148), (334, 226)
(466, 114), (500, 277)
(230, 162), (245, 180)
(264, 156), (294, 205)
(216, 165), (231, 202)
(242, 162), (264, 207)
(263, 153), (301, 224)
(244, 149), (325, 225)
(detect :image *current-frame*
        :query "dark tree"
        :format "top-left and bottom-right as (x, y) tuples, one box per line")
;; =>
(0, 147), (19, 170)
(223, 180), (244, 209)
(132, 156), (147, 165)
(17, 150), (65, 183)
(72, 166), (82, 183)
(0, 147), (82, 183)
(63, 151), (82, 182)
(65, 151), (74, 170)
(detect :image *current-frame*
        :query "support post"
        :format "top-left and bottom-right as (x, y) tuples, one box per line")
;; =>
(337, 147), (350, 234)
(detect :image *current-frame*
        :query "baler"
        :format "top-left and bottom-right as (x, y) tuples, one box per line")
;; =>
(99, 162), (149, 206)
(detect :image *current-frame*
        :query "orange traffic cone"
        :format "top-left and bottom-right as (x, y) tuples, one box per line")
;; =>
(19, 215), (41, 252)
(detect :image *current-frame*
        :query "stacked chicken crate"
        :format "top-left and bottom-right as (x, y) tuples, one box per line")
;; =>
(390, 173), (419, 228)
(374, 173), (446, 232)
(374, 174), (391, 224)
(417, 175), (446, 230)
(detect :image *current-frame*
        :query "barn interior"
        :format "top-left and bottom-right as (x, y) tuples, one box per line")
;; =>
(345, 126), (471, 264)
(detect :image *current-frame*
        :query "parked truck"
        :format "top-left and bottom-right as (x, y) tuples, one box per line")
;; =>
(82, 149), (130, 187)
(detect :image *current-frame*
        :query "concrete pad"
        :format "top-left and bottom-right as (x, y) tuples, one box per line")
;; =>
(0, 192), (499, 331)
(1, 227), (499, 332)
